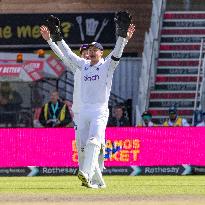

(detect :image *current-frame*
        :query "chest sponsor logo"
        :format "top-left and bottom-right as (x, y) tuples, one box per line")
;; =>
(84, 74), (100, 81)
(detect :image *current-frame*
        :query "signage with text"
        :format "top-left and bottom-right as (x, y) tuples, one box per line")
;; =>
(0, 13), (115, 48)
(0, 128), (205, 167)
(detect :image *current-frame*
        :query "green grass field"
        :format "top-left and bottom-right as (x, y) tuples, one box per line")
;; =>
(0, 176), (205, 205)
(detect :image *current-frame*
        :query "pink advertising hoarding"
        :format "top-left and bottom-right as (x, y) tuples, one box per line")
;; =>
(0, 127), (205, 167)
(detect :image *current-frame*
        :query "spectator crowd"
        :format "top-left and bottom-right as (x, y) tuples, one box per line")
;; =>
(0, 84), (205, 128)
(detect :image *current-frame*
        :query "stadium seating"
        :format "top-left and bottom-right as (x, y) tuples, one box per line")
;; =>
(148, 10), (205, 124)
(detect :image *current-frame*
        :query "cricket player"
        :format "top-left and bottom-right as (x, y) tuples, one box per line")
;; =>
(62, 43), (107, 187)
(43, 17), (107, 186)
(73, 44), (89, 174)
(40, 11), (135, 188)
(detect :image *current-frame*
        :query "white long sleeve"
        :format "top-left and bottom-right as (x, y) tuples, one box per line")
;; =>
(112, 37), (128, 59)
(47, 39), (77, 73)
(47, 39), (88, 73)
(56, 40), (83, 113)
(102, 37), (128, 73)
(105, 36), (128, 60)
(47, 39), (65, 61)
(57, 40), (87, 71)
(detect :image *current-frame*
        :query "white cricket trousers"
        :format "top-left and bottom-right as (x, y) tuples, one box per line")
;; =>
(78, 106), (109, 179)
(73, 112), (83, 170)
(78, 107), (109, 149)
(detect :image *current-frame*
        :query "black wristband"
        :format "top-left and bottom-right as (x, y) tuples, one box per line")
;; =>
(111, 55), (120, 61)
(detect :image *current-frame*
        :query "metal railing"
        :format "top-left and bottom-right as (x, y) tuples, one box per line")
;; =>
(0, 109), (33, 127)
(136, 0), (167, 125)
(192, 39), (205, 125)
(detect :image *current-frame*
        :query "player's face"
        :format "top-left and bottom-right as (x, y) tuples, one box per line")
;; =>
(88, 46), (103, 63)
(81, 50), (90, 60)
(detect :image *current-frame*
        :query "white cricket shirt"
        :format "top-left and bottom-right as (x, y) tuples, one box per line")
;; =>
(48, 37), (128, 110)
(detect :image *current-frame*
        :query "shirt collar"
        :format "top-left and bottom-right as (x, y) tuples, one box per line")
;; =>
(90, 58), (104, 68)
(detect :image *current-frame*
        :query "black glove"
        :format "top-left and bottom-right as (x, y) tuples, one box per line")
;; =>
(114, 11), (132, 38)
(45, 15), (62, 42)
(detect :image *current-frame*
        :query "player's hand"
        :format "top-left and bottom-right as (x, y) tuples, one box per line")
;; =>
(46, 15), (61, 33)
(115, 11), (132, 38)
(45, 15), (62, 42)
(40, 25), (51, 41)
(126, 24), (135, 40)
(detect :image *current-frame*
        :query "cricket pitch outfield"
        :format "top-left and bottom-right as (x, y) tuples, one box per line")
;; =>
(0, 176), (205, 205)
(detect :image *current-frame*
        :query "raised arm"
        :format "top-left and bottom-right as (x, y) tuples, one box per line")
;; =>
(104, 23), (135, 70)
(112, 24), (135, 60)
(44, 15), (88, 71)
(40, 25), (85, 72)
(105, 24), (134, 60)
(103, 11), (135, 69)
(56, 39), (87, 71)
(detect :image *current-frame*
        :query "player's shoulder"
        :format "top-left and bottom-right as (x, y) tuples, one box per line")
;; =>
(80, 60), (91, 69)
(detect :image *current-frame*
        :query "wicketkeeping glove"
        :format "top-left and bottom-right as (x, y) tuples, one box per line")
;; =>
(114, 11), (132, 38)
(45, 15), (63, 42)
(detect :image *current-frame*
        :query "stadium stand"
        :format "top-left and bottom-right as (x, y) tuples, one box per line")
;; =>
(140, 0), (205, 125)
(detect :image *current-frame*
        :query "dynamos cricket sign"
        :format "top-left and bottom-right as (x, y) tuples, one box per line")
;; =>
(0, 127), (205, 167)
(0, 128), (205, 176)
(0, 13), (115, 49)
